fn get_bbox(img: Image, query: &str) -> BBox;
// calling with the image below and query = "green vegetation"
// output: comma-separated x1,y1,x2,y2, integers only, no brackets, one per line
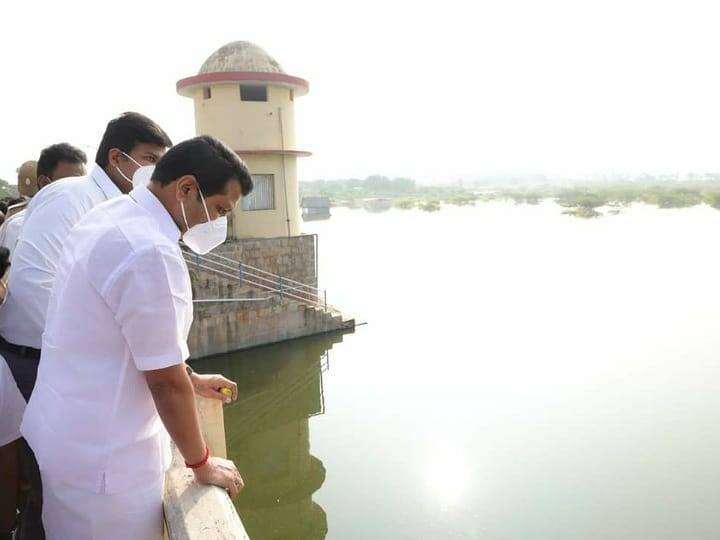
501,183,720,218
563,206,602,218
554,185,720,217
300,175,720,218
508,191,542,205
300,175,479,211
419,200,441,212
394,199,417,210
0,178,18,199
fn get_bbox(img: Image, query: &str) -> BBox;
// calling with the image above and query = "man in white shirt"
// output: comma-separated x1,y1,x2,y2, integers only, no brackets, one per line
0,143,88,258
0,112,172,540
0,112,173,400
22,135,252,539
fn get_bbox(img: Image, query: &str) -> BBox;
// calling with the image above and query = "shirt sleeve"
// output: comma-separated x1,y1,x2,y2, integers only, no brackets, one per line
14,188,88,281
101,245,191,371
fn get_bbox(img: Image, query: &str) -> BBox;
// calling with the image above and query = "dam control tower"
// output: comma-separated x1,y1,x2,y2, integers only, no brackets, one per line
177,41,310,239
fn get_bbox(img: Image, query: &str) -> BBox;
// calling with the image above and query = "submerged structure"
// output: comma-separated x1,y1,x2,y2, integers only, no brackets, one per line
301,196,331,221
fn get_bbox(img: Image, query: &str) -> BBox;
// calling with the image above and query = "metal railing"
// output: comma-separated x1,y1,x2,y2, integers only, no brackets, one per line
182,247,332,313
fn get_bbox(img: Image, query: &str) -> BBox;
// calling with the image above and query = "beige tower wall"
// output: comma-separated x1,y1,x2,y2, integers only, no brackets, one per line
230,153,300,239
188,83,302,239
191,85,297,151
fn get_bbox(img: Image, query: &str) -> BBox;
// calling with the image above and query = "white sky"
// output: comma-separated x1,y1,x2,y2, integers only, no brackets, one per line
1,0,720,183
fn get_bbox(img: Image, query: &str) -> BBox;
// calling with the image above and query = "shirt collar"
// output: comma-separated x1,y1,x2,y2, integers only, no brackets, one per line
90,164,123,201
130,184,181,242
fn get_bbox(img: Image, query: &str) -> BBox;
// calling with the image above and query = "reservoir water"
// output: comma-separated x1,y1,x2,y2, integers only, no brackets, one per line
193,202,720,539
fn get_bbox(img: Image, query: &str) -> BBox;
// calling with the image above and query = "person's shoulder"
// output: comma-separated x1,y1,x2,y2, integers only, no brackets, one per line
26,175,95,215
108,196,176,248
3,210,25,233
36,175,91,200
97,238,185,298
4,208,26,223
81,197,177,260
7,210,25,226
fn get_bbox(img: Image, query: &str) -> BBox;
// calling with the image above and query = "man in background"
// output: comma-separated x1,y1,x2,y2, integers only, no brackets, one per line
0,144,87,256
0,112,172,400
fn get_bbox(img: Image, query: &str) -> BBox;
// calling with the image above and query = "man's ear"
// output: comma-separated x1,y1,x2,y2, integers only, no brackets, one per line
107,148,123,169
175,175,198,201
36,175,51,189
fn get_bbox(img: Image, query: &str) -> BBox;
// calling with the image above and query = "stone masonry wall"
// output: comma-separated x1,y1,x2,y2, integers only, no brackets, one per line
217,234,317,290
188,295,342,359
187,234,347,358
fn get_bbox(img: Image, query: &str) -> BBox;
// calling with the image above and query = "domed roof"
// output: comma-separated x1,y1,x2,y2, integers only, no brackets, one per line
199,41,284,75
177,40,309,97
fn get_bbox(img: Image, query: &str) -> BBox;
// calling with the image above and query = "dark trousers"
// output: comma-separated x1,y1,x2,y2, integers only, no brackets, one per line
16,440,43,540
0,343,44,540
0,345,38,403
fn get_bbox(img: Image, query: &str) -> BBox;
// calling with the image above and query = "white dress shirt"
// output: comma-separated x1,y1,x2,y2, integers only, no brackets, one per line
0,355,25,446
0,165,122,348
0,209,26,257
21,184,193,493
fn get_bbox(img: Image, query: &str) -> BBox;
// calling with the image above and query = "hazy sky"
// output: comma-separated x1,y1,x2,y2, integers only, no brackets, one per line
2,0,720,183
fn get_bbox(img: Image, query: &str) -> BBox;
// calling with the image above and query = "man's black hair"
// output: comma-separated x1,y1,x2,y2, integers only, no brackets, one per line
37,143,87,178
152,135,253,197
95,112,173,167
0,202,8,215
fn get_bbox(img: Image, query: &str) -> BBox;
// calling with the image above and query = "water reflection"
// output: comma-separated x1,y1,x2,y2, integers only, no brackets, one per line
191,331,350,540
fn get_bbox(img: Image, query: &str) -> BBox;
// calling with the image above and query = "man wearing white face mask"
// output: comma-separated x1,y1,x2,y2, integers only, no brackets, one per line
21,135,253,539
0,112,173,403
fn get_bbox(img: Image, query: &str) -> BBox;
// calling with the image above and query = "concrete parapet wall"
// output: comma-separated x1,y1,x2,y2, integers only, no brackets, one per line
164,397,249,539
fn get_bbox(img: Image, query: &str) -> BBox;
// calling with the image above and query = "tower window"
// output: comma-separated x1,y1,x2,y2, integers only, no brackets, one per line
242,175,275,211
202,87,211,99
240,85,268,102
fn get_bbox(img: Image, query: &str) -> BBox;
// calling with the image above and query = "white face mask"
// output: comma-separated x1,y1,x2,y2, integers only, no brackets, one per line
115,152,150,188
180,186,227,255
132,165,155,187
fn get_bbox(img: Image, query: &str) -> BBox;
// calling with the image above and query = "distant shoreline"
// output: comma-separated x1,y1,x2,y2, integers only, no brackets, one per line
302,182,720,218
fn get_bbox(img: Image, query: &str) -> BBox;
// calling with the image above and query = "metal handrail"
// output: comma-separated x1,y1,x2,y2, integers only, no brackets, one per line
193,298,272,303
186,251,319,298
188,257,318,305
203,250,322,294
183,250,332,313
188,257,320,302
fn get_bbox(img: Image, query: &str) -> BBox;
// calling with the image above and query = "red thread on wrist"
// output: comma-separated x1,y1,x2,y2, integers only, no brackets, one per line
185,446,210,469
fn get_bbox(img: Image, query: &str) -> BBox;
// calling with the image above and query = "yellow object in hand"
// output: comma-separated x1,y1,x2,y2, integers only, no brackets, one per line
220,387,233,398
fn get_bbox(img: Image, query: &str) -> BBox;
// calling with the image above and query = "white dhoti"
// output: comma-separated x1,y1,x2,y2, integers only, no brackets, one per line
41,472,164,540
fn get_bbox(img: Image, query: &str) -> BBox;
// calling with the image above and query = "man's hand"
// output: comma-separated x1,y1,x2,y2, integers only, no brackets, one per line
193,456,244,497
189,372,238,403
